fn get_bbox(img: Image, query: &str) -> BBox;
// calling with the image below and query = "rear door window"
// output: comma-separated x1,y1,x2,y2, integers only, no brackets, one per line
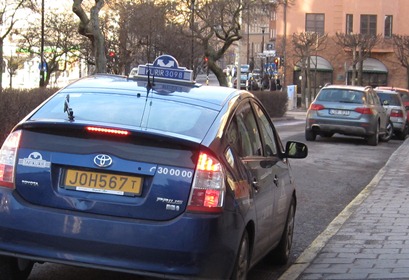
227,101,262,157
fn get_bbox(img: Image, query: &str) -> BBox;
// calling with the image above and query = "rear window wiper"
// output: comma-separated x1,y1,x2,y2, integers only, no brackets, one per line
64,94,75,121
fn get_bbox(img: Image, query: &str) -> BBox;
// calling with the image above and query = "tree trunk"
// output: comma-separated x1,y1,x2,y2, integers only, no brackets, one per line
0,39,3,93
406,66,409,89
73,0,107,74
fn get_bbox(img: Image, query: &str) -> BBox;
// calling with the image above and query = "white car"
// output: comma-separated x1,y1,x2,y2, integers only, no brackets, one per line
376,89,409,140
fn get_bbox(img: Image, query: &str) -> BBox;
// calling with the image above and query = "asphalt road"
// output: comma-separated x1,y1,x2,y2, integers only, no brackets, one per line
27,118,402,280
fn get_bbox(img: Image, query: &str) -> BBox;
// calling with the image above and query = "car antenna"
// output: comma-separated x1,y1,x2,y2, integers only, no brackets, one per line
146,65,155,97
63,94,74,121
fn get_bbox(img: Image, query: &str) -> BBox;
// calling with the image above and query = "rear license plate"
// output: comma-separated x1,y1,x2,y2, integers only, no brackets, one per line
329,109,350,116
63,169,142,196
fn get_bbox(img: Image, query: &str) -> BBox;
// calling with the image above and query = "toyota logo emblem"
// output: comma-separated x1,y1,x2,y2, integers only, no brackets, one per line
94,154,113,168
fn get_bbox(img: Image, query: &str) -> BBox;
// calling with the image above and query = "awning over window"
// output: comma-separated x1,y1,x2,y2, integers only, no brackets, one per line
348,58,388,73
295,56,333,71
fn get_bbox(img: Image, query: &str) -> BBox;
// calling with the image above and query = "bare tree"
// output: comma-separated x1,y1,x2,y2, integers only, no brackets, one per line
16,11,85,87
72,0,106,74
292,32,327,108
334,32,381,86
392,34,409,89
0,0,31,92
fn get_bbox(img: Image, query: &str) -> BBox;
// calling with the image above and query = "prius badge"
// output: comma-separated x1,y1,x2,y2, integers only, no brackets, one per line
94,154,113,168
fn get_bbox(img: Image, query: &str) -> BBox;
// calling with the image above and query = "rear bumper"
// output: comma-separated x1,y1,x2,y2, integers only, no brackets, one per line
306,118,375,137
0,190,242,279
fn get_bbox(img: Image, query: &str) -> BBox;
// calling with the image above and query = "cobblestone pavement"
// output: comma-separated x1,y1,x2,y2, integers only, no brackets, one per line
279,138,409,280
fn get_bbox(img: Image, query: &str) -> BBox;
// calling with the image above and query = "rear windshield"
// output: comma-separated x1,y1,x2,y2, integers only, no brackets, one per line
30,92,218,140
317,89,364,104
377,92,401,106
397,90,409,103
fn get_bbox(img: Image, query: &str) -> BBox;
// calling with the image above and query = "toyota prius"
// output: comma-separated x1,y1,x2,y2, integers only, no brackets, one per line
0,55,307,280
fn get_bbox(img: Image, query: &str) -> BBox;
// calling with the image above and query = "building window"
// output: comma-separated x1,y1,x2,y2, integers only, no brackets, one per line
360,15,377,36
306,13,325,35
346,14,353,34
384,15,393,38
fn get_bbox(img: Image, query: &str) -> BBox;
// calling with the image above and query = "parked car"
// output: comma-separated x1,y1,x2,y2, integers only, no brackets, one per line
305,84,390,145
375,86,409,122
376,86,409,108
233,72,249,89
0,54,308,280
375,88,409,140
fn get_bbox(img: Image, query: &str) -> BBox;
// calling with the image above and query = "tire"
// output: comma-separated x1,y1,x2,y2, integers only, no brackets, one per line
305,129,316,141
396,121,409,140
0,256,33,280
230,231,249,280
320,132,334,138
272,198,296,265
380,120,393,142
367,123,379,146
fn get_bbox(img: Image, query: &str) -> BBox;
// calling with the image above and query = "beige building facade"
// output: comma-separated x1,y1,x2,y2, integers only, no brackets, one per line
268,0,409,91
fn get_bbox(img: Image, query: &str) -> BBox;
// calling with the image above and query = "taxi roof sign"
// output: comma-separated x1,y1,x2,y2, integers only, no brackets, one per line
137,55,194,84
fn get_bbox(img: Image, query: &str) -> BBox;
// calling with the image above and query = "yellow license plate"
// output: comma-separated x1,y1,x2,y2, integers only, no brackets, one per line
64,169,142,196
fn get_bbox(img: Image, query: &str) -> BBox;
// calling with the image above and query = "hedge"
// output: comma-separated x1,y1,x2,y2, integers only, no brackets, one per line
0,88,288,145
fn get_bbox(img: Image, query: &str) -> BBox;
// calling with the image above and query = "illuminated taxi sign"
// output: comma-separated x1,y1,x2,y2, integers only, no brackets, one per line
137,54,193,83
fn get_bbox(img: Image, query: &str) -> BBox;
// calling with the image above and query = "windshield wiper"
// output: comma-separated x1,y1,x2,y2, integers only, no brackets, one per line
63,94,75,121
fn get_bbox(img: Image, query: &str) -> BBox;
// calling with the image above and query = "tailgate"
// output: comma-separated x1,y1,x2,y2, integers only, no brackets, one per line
14,130,197,221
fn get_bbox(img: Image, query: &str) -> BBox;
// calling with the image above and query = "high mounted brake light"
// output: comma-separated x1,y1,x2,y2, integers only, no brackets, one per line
0,130,21,188
86,126,130,136
187,152,225,213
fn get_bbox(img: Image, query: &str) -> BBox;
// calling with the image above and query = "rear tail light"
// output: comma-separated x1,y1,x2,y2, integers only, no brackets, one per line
0,130,21,188
355,107,373,115
390,109,404,118
309,104,325,111
187,152,225,213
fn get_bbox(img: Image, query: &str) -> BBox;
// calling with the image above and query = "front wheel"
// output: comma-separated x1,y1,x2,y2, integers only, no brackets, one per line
271,198,296,265
396,121,409,140
230,231,249,280
0,256,34,280
380,120,393,142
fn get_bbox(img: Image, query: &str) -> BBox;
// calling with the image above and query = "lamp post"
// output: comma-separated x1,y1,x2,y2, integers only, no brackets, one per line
190,0,195,71
39,0,45,87
260,26,266,76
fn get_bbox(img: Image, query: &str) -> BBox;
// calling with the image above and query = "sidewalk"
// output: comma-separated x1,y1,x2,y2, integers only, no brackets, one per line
280,138,409,280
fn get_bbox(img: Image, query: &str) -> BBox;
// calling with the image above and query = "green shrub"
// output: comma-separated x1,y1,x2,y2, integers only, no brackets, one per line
0,87,288,145
0,88,59,144
251,90,288,118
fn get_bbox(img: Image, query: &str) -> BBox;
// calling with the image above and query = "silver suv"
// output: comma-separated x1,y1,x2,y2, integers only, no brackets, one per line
305,85,390,146
375,89,409,140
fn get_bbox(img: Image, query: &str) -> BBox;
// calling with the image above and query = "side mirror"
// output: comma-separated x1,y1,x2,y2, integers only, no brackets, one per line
285,141,308,159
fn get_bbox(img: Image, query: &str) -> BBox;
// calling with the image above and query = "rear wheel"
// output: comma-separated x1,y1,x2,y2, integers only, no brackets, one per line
230,231,249,280
367,123,379,146
320,132,334,138
271,198,295,265
305,129,316,141
380,120,393,142
0,256,33,280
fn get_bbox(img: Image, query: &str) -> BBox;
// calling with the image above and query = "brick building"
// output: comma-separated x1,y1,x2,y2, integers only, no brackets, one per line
255,0,409,92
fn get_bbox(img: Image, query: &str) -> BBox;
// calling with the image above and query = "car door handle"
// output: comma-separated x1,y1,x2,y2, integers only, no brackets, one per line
252,178,259,192
273,175,279,187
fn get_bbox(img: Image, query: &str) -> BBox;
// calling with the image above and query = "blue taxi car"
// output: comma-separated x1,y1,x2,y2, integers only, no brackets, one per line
0,55,307,280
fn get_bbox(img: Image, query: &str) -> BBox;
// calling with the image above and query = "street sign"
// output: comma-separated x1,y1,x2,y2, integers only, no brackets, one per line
137,54,193,83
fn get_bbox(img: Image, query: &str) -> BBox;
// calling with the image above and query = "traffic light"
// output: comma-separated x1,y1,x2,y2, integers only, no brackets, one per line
274,57,280,68
204,56,209,66
108,51,116,58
